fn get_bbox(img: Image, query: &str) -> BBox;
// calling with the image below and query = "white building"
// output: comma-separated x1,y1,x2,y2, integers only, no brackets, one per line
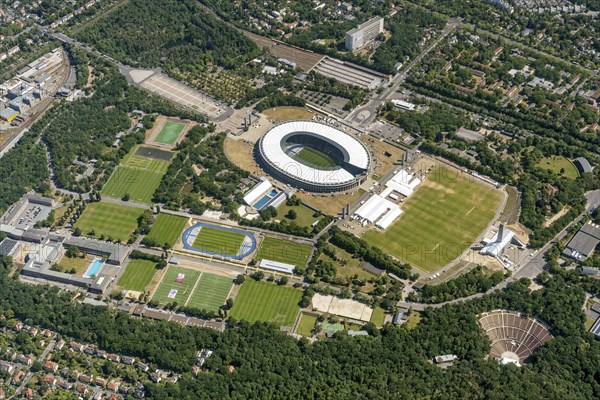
243,178,273,206
345,17,384,51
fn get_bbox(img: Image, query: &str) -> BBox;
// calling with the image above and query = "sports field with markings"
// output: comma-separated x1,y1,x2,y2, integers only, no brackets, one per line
152,266,201,305
144,213,187,248
187,273,233,311
255,237,312,268
229,280,302,326
101,146,172,204
116,259,157,292
156,122,185,144
74,202,143,242
363,167,501,273
192,227,246,257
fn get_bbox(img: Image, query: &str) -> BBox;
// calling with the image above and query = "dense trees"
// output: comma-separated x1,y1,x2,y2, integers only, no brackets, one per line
410,266,507,303
2,252,599,398
75,0,259,71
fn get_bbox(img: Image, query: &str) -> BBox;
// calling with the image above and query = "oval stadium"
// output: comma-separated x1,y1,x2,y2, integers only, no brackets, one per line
256,121,371,193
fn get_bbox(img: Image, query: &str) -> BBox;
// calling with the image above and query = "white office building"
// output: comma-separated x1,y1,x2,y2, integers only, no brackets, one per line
345,17,384,51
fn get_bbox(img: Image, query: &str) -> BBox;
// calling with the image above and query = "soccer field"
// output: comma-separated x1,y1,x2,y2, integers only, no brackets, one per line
152,266,201,305
117,259,157,292
192,227,246,257
362,167,501,273
295,146,337,168
156,122,185,144
101,146,171,204
229,280,302,326
256,237,312,267
187,273,233,312
144,213,187,248
74,202,143,242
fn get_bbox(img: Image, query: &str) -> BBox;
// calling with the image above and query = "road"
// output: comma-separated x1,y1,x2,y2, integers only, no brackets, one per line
345,19,460,129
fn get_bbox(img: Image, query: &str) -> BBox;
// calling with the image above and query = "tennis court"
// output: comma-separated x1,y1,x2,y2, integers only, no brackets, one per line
152,266,201,305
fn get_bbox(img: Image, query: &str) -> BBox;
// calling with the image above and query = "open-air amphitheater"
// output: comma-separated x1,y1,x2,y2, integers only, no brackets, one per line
478,310,553,365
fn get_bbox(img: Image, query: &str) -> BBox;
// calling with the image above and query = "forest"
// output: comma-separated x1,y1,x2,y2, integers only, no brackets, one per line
1,255,600,399
74,0,260,71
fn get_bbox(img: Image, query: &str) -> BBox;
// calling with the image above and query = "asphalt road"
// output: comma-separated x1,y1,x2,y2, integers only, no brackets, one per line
345,19,460,129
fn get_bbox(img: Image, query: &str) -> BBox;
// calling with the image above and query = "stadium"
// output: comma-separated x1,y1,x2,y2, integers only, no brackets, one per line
256,121,371,193
478,310,553,366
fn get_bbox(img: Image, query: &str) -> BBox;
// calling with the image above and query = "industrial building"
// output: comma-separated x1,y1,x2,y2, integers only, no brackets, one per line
0,107,19,122
562,221,600,263
345,16,384,51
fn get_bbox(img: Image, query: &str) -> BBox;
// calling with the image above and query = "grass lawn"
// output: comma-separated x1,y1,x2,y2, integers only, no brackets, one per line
152,266,201,305
229,280,302,326
294,146,337,168
262,106,312,122
405,311,422,330
277,203,322,228
187,273,233,311
101,146,171,204
536,156,579,179
256,237,312,268
117,259,157,292
74,202,143,242
58,255,93,275
156,122,185,144
296,313,318,336
192,227,246,256
370,307,386,327
144,213,187,248
363,167,501,273
319,244,374,281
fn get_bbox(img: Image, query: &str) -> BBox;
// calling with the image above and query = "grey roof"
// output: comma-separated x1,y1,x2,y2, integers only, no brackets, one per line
64,237,129,265
573,157,593,174
563,222,600,261
0,238,19,256
21,228,48,243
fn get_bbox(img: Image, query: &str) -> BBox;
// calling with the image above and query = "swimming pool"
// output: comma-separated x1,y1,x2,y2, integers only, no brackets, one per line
252,189,279,210
83,258,104,278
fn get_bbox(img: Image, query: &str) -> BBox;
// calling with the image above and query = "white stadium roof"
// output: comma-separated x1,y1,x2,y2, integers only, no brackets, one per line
259,121,370,186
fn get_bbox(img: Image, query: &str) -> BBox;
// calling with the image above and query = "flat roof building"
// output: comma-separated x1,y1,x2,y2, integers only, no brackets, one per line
345,17,384,51
563,221,600,263
258,259,296,274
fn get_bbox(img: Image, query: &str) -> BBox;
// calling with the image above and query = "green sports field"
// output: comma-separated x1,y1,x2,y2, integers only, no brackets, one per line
294,146,337,168
192,227,246,257
229,280,302,326
101,146,171,204
256,237,312,268
144,213,187,248
187,273,233,311
156,122,185,144
117,259,157,292
74,202,143,242
152,266,201,305
363,167,501,273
